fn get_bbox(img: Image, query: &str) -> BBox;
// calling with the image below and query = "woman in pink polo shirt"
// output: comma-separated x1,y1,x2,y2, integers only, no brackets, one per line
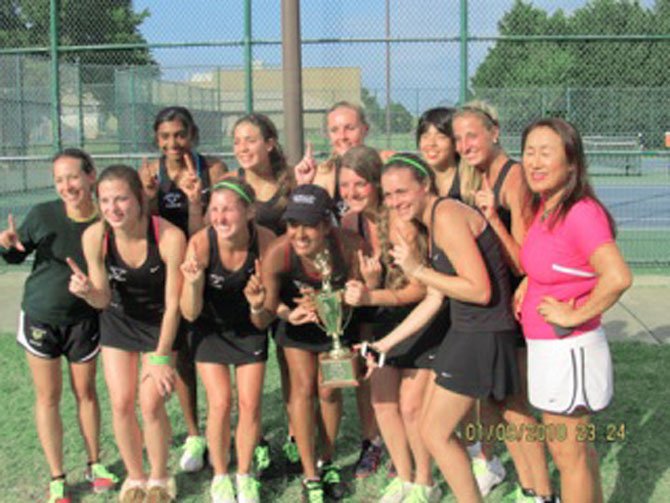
518,117,632,503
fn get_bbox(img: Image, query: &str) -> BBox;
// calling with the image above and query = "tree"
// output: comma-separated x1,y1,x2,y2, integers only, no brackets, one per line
361,87,414,134
0,1,156,113
470,0,670,145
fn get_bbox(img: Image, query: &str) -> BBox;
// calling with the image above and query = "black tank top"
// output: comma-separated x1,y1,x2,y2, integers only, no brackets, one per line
105,217,165,325
278,231,352,342
492,159,523,290
429,198,516,332
333,164,348,220
446,167,461,200
278,232,349,309
200,225,263,334
158,152,211,236
491,159,516,233
237,168,286,235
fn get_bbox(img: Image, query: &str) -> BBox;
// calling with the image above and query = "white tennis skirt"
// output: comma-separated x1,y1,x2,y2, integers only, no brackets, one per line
526,327,613,415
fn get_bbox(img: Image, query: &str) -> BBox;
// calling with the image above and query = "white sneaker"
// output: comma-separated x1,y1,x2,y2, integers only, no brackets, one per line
471,456,506,496
378,477,412,503
179,435,207,472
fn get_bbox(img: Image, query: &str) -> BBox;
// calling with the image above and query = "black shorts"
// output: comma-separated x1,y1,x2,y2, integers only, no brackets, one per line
192,320,269,365
371,301,449,369
433,328,521,401
275,321,354,354
172,320,192,352
17,310,100,363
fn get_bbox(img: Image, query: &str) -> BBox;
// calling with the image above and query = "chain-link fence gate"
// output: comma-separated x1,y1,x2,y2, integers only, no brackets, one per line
0,0,668,265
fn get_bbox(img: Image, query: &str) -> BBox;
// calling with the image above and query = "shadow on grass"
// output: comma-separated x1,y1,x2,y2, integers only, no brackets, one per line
515,338,670,503
596,339,670,503
3,336,667,502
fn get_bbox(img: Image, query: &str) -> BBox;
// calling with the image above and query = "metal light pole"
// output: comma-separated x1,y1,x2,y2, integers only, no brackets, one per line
281,0,305,166
244,0,254,113
459,0,469,104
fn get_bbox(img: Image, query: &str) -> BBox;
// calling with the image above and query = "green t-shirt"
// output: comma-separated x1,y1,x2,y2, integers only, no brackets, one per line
1,200,98,325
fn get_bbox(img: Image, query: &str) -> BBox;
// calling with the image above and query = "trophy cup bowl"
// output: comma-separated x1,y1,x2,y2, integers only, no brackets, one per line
314,289,360,388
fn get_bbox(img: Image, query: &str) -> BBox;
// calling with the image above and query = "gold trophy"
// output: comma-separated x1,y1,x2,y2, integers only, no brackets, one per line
313,249,359,388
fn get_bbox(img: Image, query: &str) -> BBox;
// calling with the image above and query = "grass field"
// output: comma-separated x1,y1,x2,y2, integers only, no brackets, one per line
0,336,668,503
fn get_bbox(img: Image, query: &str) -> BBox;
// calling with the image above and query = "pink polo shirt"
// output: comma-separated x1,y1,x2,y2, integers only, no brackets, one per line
520,198,614,340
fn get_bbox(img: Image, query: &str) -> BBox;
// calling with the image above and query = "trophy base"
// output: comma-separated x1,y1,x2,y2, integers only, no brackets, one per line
319,349,360,388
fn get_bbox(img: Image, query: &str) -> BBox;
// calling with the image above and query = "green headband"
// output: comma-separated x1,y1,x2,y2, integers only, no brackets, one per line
386,155,430,178
211,181,253,204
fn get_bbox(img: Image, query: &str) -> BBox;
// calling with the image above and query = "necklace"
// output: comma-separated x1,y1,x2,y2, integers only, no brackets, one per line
541,201,560,222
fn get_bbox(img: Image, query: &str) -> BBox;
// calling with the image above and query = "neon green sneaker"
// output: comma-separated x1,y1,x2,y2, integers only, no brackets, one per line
236,474,261,503
502,484,537,502
210,475,236,503
379,477,412,503
85,463,119,493
47,479,71,503
282,436,300,465
179,435,207,472
404,483,443,503
253,439,271,475
320,462,345,500
301,479,324,503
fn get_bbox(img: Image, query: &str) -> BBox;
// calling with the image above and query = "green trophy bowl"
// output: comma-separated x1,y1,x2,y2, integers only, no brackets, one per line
315,290,360,388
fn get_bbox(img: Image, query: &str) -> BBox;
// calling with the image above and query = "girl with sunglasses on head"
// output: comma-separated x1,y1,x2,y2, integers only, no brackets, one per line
453,101,555,501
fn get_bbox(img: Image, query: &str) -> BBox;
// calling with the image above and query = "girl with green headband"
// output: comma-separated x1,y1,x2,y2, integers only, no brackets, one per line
340,147,448,501
231,113,300,475
180,177,277,503
370,153,535,502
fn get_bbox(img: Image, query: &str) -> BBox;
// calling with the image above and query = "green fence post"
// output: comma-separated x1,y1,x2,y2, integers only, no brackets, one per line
130,68,138,152
566,87,572,122
459,0,468,104
77,58,85,147
244,0,254,113
15,54,26,156
50,0,62,152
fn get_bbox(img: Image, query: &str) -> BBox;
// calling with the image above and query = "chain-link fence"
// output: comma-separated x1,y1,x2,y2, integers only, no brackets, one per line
0,0,668,265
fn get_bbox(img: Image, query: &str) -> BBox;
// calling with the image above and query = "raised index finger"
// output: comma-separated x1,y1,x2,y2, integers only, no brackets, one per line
7,213,16,232
305,141,313,160
481,175,492,191
66,257,86,278
254,258,262,281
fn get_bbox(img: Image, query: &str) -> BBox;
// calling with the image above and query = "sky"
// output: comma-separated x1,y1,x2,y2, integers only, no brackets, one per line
132,0,658,111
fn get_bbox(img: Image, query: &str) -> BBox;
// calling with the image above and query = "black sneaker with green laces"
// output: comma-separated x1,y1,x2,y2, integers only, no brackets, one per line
302,479,324,503
320,462,346,500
